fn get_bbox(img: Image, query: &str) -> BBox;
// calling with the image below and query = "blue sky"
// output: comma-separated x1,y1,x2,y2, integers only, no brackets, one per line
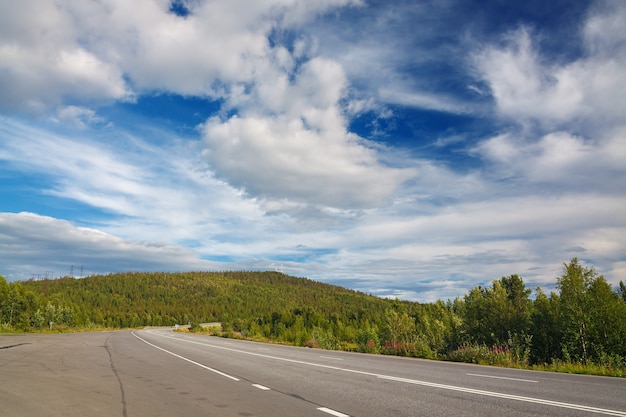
1,0,625,301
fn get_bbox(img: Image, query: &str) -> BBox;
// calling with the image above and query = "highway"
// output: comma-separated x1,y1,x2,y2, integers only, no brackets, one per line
1,329,626,416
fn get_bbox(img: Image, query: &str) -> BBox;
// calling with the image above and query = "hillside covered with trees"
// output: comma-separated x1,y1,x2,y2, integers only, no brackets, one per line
2,258,626,375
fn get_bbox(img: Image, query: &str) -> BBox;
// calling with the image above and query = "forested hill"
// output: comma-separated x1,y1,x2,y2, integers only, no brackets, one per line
14,271,393,331
2,259,626,375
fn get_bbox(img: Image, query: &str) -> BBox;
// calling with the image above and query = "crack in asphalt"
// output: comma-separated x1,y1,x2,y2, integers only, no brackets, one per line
105,335,128,417
0,342,30,349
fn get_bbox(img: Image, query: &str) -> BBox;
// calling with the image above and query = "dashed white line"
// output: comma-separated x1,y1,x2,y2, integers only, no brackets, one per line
467,373,538,383
317,406,350,417
252,384,271,390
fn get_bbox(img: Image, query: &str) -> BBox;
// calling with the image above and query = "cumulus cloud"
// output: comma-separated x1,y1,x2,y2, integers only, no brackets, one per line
0,0,363,112
194,41,416,208
203,115,410,208
201,56,414,208
0,2,131,113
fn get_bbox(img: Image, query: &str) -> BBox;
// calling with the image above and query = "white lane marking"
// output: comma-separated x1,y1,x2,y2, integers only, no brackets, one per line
131,332,240,381
320,356,344,361
252,384,271,391
144,330,626,416
378,375,626,416
466,373,538,383
317,407,350,417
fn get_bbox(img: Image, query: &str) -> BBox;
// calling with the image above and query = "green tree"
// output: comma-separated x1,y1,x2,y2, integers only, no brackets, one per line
530,288,561,364
557,258,597,363
1,281,29,328
381,308,416,355
461,276,532,347
587,276,626,360
618,281,626,302
461,286,489,344
356,322,380,353
0,275,11,326
501,274,532,336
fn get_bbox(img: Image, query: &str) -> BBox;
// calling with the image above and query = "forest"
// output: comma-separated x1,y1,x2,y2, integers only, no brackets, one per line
2,258,626,376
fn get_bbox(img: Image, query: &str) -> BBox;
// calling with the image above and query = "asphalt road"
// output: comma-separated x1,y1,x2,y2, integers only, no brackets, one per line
1,329,625,417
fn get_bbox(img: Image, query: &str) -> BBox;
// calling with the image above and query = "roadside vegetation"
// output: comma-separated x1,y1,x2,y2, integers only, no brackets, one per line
2,258,625,377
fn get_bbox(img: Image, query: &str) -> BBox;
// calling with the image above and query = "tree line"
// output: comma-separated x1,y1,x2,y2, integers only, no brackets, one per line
1,258,625,374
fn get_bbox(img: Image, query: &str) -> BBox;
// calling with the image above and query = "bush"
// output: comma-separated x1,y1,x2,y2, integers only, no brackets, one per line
312,329,340,350
189,322,203,332
447,342,517,366
356,327,380,353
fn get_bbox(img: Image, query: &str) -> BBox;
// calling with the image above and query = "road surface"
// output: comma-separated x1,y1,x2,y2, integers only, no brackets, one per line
1,329,625,416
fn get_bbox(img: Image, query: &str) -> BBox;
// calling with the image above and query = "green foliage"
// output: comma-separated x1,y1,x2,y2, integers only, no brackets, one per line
356,323,380,353
461,276,532,347
618,281,626,302
2,262,625,377
530,288,561,364
557,258,595,363
531,357,626,378
447,331,531,367
450,261,626,374
447,342,514,366
189,322,203,332
555,258,626,365
312,328,340,350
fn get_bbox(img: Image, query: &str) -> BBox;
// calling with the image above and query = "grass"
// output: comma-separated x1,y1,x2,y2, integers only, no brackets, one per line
530,361,626,377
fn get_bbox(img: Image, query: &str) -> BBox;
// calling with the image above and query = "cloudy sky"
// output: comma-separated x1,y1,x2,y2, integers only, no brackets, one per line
1,0,625,302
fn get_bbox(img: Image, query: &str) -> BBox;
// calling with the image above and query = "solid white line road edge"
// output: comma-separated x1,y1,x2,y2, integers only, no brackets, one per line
131,331,240,381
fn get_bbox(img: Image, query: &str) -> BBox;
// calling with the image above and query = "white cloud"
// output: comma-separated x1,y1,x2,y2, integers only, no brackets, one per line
202,114,413,208
474,129,626,193
55,106,104,129
201,55,415,209
473,4,626,130
378,88,473,114
0,0,363,112
0,1,131,113
0,212,216,280
300,190,626,300
473,27,583,123
470,2,626,205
